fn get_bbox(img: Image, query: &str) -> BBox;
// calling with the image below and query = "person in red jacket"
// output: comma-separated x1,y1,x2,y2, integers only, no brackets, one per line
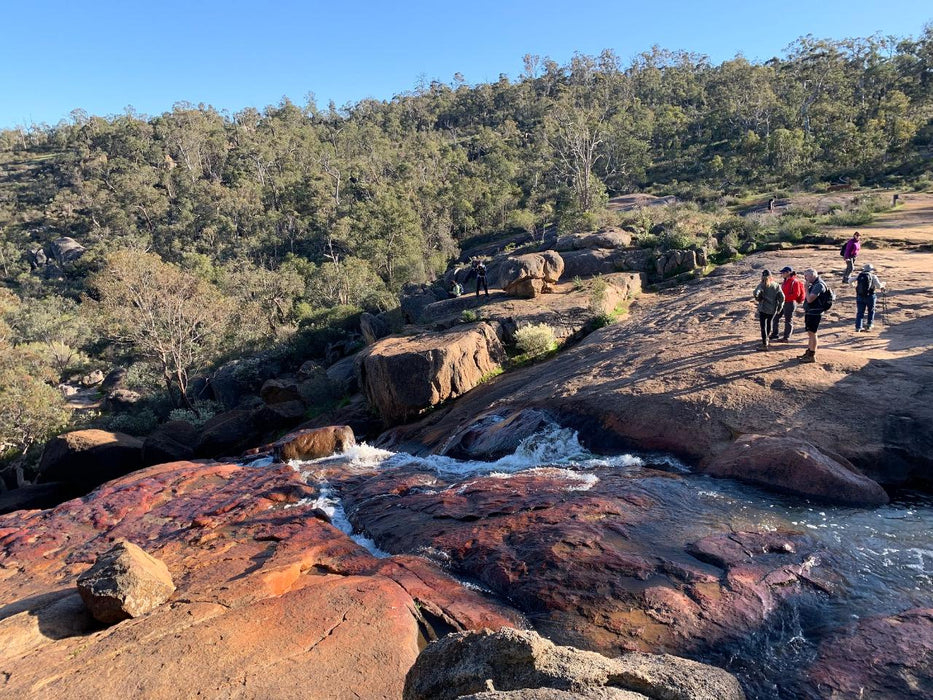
773,266,807,342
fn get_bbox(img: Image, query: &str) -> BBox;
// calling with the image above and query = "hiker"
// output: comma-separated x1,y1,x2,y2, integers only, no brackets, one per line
841,231,861,284
799,268,828,364
892,193,899,207
753,269,785,351
448,279,463,298
775,266,806,342
768,197,776,213
854,263,885,332
474,260,489,297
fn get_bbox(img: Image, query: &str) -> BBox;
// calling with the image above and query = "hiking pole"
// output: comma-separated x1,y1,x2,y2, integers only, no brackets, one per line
880,288,888,327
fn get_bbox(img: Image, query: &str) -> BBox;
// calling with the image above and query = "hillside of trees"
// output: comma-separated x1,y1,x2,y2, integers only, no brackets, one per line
1,28,932,468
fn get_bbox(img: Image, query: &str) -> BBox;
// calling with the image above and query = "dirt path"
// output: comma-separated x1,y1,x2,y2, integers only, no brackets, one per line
813,192,933,245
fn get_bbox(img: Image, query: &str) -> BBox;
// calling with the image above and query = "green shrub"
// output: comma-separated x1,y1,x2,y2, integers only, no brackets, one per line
514,323,557,357
101,408,159,436
588,277,609,315
167,400,224,429
460,309,479,323
777,217,821,242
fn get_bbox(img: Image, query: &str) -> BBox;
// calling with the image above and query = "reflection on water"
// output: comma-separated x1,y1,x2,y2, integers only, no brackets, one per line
286,426,933,699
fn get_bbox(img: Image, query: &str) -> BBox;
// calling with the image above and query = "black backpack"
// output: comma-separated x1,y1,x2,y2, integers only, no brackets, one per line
855,271,873,297
840,242,848,257
817,284,836,310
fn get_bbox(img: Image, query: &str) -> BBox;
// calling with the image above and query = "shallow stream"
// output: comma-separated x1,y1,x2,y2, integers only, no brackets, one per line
282,427,932,699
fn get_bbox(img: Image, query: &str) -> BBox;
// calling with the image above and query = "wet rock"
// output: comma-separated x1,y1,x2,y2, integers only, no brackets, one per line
700,434,889,506
403,628,744,700
275,425,356,461
77,541,175,624
440,409,558,460
806,608,933,699
499,252,564,298
0,461,520,698
358,323,506,424
38,429,143,494
142,420,198,466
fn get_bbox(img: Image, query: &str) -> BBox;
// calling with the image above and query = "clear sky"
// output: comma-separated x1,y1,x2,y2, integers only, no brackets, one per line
1,0,930,129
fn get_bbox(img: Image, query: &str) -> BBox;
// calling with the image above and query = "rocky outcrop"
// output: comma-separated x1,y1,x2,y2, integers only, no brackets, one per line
194,409,261,457
805,608,933,699
358,323,506,424
401,283,443,324
210,355,283,410
439,409,557,460
361,311,391,344
404,628,744,700
655,249,705,278
499,252,564,298
260,377,302,405
274,425,356,461
555,229,633,252
0,460,521,699
104,388,141,412
37,430,143,494
700,435,889,506
77,541,175,624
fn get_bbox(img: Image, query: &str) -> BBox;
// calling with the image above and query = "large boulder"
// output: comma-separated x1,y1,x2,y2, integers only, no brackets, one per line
274,426,356,461
77,541,175,624
195,409,261,458
260,378,302,406
360,312,391,345
499,252,564,298
440,409,558,460
700,434,889,506
555,229,633,252
142,421,198,466
325,354,359,395
50,236,86,265
401,283,443,324
403,628,744,700
38,430,143,494
358,323,506,424
104,389,142,412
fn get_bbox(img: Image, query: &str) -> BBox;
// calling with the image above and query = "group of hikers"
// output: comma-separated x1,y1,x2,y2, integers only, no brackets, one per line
448,259,489,298
753,231,885,363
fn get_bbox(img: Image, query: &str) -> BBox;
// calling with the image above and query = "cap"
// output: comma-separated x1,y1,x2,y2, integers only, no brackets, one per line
862,263,875,272
761,269,771,277
780,266,793,273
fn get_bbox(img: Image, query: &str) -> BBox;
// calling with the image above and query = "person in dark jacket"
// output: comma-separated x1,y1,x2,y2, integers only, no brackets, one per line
474,261,489,297
753,269,785,351
799,268,827,363
854,263,885,332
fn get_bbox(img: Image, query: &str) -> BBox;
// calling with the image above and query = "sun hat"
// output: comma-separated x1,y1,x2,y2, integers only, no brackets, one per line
862,263,875,272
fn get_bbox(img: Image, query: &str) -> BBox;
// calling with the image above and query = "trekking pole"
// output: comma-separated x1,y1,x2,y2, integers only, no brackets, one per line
880,288,887,327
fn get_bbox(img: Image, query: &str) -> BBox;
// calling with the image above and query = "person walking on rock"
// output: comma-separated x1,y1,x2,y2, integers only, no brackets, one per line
841,231,861,284
854,263,885,332
775,266,806,342
800,268,827,363
753,269,784,351
474,261,489,297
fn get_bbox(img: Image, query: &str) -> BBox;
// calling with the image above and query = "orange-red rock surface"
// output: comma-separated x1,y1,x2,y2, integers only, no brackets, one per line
0,460,521,699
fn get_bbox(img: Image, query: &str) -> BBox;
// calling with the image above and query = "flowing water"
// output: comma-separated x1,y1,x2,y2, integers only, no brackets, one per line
284,426,933,699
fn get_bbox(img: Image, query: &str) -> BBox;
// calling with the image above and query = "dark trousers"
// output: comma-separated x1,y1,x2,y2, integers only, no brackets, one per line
778,301,797,339
855,294,876,329
759,312,778,344
475,277,488,296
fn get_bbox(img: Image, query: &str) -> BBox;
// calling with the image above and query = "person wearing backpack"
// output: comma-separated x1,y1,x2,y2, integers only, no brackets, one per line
854,263,885,332
753,269,785,351
775,266,806,342
841,231,861,284
799,268,832,364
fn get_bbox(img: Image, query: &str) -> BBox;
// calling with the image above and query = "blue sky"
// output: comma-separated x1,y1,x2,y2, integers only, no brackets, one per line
1,1,930,129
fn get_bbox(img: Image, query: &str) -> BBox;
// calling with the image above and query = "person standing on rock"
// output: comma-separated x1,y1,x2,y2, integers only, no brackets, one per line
799,268,827,363
774,266,806,342
753,269,784,351
854,263,885,332
475,261,489,297
841,231,861,284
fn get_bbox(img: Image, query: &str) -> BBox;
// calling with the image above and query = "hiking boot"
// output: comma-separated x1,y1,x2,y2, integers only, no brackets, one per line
756,343,769,351
797,349,814,361
799,352,816,363
866,324,873,331
855,327,864,332
778,337,790,342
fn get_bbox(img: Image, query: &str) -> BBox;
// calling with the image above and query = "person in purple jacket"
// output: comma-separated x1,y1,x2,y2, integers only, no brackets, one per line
842,231,861,284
